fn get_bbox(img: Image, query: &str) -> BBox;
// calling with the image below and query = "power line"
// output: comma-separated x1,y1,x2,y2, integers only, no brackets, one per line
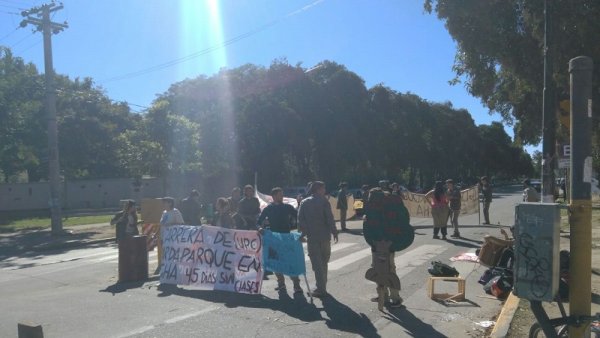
100,0,325,84
0,26,19,43
9,30,35,48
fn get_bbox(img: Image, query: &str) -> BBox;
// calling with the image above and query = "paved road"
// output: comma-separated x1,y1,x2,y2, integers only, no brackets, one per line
0,185,523,338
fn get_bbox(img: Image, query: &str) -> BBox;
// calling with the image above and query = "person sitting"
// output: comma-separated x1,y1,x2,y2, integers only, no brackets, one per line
523,179,540,202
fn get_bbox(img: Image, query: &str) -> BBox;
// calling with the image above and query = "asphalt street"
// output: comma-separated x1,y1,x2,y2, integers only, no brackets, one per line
0,185,523,338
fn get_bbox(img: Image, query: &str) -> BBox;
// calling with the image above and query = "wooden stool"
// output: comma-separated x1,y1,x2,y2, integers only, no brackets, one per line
427,276,466,302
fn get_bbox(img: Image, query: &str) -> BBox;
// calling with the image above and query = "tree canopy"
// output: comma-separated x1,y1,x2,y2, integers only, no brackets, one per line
0,47,533,195
424,0,600,172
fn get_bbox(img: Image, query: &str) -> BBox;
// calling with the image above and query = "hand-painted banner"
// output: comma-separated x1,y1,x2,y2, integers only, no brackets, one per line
328,195,356,221
262,230,305,277
159,225,263,294
401,185,479,218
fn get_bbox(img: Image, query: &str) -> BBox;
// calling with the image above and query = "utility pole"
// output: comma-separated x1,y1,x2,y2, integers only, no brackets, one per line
568,56,593,338
20,2,68,235
541,0,557,203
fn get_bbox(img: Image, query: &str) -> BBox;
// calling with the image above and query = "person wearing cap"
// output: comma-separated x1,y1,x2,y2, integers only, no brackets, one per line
298,181,338,298
110,199,139,242
480,176,493,224
446,179,462,238
159,197,184,226
336,182,349,231
523,179,540,202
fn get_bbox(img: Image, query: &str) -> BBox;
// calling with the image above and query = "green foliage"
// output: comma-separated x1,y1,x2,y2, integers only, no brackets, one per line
424,0,600,174
0,45,533,192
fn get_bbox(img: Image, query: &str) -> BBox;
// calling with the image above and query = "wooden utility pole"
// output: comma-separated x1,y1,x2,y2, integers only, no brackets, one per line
20,2,68,235
541,0,557,203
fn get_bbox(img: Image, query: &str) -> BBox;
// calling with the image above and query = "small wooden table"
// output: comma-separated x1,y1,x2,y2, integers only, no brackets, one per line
427,276,466,302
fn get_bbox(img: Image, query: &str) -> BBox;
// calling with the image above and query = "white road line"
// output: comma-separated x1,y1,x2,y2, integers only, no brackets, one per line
114,325,155,338
164,306,219,324
328,247,372,271
304,242,356,262
115,306,219,338
395,244,445,278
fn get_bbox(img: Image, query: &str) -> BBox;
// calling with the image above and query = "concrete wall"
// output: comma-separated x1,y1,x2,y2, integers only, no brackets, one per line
0,177,164,211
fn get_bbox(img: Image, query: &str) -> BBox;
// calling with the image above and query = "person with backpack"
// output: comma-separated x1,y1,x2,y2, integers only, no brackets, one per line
522,178,541,202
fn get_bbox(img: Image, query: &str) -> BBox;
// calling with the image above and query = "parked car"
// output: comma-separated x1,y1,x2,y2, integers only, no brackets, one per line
283,186,307,198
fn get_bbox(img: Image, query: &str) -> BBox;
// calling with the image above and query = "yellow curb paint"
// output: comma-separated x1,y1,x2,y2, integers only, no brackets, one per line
490,292,521,338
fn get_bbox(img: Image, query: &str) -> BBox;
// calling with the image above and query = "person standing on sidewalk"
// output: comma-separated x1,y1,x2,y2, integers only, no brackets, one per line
238,185,260,229
336,182,349,231
480,176,493,224
425,181,450,240
257,187,302,294
298,181,338,298
446,179,462,238
110,200,139,242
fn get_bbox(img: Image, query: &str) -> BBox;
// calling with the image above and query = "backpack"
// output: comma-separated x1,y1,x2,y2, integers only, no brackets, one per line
427,261,459,277
484,275,513,299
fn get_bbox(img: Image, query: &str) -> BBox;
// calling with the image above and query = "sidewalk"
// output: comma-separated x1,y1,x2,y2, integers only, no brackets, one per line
0,222,116,259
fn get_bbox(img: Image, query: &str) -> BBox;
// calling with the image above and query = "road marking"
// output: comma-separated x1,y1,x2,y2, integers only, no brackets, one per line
115,306,219,337
328,247,372,271
304,242,356,262
395,244,445,278
164,306,219,324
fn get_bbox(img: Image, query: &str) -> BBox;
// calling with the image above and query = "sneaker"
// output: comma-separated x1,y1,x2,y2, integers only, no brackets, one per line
433,235,440,239
370,296,380,302
275,285,286,291
450,232,460,238
388,298,403,308
307,290,327,298
442,235,447,240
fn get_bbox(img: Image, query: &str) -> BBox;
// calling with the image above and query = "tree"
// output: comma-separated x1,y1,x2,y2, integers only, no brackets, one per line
424,0,600,173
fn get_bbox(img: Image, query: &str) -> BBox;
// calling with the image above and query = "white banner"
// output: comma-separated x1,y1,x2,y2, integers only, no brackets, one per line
401,185,479,218
159,225,263,294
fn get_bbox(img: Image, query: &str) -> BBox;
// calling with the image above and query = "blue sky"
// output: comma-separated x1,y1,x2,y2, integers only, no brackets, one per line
0,0,539,153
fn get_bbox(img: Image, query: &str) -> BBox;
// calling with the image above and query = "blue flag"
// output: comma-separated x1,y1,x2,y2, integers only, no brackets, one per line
262,230,306,276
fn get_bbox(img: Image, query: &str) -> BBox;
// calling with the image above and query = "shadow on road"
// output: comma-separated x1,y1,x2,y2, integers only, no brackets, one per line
383,306,446,337
320,295,380,338
154,286,323,324
100,280,148,295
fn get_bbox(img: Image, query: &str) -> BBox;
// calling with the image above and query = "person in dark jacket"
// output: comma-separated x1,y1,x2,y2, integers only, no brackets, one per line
480,176,493,224
336,182,349,231
179,190,202,225
257,187,301,293
227,187,241,213
238,185,260,229
110,200,138,242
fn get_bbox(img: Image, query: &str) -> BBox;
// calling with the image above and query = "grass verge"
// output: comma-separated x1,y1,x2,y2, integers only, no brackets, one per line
0,215,113,233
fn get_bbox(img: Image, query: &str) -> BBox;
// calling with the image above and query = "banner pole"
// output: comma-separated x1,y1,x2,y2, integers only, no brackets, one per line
303,274,313,303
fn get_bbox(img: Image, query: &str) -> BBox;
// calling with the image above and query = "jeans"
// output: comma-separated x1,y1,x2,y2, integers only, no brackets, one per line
307,239,331,293
339,209,347,229
449,208,460,233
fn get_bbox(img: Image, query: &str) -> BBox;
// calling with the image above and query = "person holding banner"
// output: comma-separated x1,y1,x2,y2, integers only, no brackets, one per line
159,197,184,226
257,187,302,293
298,181,338,298
425,181,450,240
238,185,260,229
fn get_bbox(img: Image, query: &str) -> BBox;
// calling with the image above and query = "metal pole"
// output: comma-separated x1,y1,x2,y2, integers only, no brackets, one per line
541,0,556,203
568,55,593,338
41,6,63,235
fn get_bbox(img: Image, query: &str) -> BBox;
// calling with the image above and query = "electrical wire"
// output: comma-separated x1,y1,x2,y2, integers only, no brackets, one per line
100,0,325,84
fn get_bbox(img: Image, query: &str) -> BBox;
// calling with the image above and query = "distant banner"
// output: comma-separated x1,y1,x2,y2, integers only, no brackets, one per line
256,190,298,210
401,185,479,218
262,230,305,277
159,225,263,294
328,195,356,221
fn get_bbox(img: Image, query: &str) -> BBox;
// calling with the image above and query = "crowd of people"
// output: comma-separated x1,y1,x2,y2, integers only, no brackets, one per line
114,176,543,302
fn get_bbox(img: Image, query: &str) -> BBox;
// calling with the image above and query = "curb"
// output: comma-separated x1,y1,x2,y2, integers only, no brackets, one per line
29,237,116,252
490,291,520,338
